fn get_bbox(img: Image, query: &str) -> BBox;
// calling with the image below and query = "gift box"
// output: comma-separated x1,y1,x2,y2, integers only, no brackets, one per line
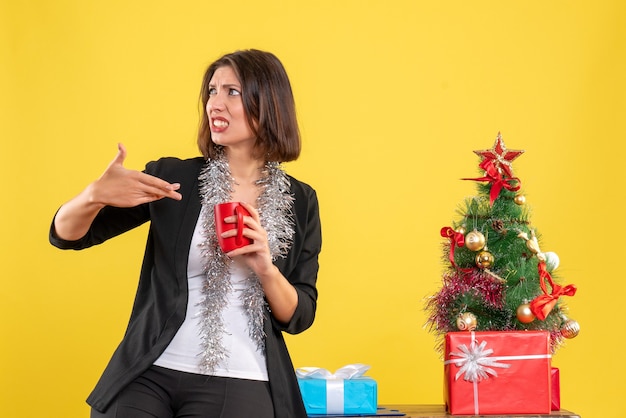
551,367,561,411
296,364,377,415
444,331,552,415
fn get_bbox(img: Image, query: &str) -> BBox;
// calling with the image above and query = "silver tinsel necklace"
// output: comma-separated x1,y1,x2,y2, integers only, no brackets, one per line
197,149,295,373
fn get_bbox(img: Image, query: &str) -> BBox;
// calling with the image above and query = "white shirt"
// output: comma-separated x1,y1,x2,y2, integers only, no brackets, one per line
154,216,268,380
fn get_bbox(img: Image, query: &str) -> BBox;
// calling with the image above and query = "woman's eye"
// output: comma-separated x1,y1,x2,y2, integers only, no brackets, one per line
229,88,241,96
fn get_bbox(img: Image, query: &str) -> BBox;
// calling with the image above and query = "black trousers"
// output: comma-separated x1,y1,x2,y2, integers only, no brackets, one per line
91,365,275,418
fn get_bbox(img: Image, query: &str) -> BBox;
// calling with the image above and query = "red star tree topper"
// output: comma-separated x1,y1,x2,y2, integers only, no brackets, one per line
473,132,524,177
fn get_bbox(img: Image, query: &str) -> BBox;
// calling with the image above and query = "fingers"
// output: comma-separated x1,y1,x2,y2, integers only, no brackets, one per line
221,212,267,243
117,143,182,201
105,143,127,170
94,143,183,206
222,211,273,271
116,143,127,163
240,202,260,221
222,203,259,226
136,171,182,201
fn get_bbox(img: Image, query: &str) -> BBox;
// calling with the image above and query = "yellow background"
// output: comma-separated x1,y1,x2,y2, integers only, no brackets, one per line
2,1,624,417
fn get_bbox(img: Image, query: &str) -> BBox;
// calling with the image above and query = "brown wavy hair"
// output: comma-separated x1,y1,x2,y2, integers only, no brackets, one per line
197,49,301,162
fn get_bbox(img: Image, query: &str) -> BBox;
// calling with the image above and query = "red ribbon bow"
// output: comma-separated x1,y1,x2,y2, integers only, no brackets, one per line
529,261,577,321
441,226,465,268
463,159,521,206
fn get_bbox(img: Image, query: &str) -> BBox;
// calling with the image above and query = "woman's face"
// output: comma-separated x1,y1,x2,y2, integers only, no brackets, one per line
206,66,256,151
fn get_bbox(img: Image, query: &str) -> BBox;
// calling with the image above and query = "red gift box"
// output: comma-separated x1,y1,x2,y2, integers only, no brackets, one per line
444,331,552,415
551,367,561,410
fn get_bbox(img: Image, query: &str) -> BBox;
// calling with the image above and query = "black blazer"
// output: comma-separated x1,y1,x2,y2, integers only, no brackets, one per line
50,157,322,417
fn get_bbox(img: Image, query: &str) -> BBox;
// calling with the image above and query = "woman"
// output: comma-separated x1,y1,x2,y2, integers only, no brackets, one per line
50,49,322,418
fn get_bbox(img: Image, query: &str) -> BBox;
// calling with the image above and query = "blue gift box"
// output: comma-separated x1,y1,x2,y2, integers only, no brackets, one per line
297,376,378,415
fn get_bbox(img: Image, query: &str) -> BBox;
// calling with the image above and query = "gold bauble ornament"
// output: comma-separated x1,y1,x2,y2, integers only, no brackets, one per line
455,226,467,235
561,319,580,339
456,312,477,331
514,195,526,205
517,230,541,255
516,303,536,324
526,240,540,255
475,250,494,269
465,230,486,251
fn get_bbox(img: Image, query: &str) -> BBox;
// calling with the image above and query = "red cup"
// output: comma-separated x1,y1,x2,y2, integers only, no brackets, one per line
214,202,252,253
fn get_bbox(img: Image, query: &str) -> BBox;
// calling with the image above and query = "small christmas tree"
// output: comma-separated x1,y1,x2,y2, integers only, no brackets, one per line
426,133,579,353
